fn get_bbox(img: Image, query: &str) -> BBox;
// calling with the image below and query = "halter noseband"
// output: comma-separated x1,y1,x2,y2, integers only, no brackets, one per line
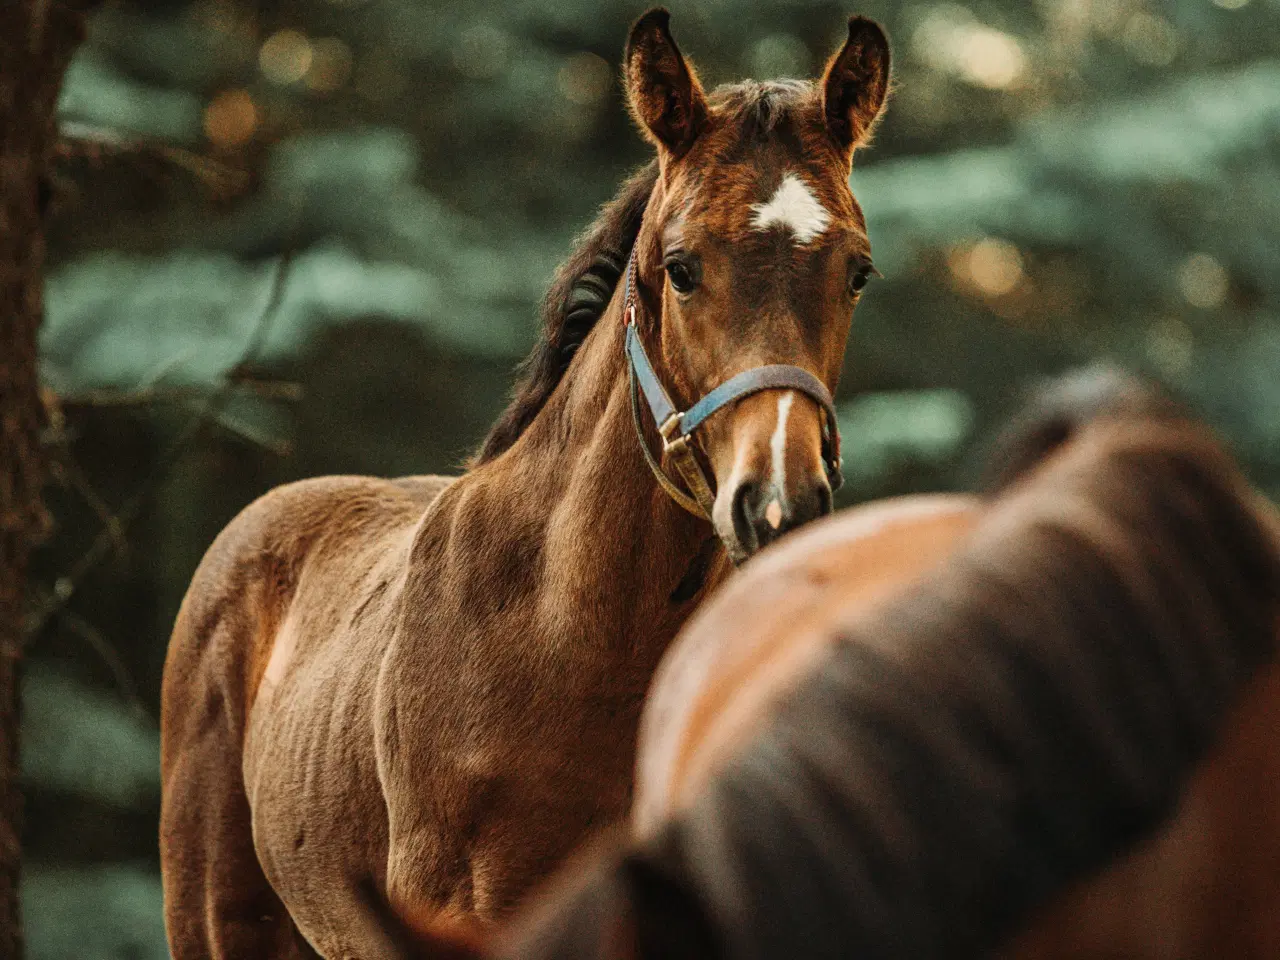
623,248,844,521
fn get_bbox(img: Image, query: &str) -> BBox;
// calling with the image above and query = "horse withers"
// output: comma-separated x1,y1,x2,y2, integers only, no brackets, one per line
159,10,892,958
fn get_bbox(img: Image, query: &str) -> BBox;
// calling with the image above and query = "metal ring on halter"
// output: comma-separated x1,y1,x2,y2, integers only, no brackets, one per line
628,358,710,519
622,247,844,521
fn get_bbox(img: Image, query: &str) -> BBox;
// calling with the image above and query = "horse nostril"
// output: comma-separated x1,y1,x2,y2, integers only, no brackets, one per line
788,480,831,530
731,481,759,555
726,477,830,559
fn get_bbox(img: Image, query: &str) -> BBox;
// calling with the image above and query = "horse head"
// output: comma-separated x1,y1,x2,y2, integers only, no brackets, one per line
623,9,891,561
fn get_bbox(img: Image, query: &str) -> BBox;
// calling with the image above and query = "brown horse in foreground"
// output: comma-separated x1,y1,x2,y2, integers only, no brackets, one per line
396,372,1280,958
628,373,1280,960
159,10,892,958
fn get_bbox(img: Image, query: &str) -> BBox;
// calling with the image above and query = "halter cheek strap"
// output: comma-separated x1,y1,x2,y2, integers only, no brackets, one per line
623,250,844,521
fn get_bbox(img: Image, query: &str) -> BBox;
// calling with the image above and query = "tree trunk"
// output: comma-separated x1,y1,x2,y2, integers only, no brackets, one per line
0,3,96,955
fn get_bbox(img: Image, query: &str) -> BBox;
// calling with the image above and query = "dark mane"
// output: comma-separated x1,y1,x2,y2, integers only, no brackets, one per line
664,412,1280,960
979,365,1187,495
474,161,659,464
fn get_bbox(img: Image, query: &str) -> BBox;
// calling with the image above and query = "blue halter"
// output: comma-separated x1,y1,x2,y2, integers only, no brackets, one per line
623,248,844,520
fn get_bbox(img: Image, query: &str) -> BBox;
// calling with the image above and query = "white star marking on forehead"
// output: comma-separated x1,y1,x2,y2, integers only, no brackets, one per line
749,173,831,246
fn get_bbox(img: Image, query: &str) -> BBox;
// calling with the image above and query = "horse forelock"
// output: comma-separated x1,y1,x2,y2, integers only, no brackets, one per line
708,79,813,143
686,80,857,243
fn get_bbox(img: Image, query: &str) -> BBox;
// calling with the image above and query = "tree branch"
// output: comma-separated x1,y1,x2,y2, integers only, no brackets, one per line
27,252,295,640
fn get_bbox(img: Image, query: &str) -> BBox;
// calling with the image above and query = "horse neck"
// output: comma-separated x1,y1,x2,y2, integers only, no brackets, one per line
461,293,723,657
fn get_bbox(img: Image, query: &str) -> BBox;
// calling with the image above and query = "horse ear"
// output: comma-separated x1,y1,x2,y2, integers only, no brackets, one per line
624,8,708,157
821,16,891,160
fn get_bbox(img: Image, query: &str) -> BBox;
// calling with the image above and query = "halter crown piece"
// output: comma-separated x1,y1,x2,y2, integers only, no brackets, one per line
623,247,844,521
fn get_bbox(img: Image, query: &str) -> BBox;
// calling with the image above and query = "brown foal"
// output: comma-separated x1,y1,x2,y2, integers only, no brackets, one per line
159,10,891,958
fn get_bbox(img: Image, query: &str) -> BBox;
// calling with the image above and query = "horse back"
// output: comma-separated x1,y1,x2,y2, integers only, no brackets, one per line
633,493,979,835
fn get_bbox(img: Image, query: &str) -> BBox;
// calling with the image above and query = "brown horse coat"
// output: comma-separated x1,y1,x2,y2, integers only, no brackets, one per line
159,10,893,958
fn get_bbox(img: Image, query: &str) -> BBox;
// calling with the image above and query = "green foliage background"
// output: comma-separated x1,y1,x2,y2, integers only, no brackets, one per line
25,0,1280,955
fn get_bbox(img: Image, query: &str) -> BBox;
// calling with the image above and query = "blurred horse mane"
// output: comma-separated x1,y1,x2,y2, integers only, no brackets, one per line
477,372,1280,960
474,161,659,463
706,417,1277,958
978,364,1188,494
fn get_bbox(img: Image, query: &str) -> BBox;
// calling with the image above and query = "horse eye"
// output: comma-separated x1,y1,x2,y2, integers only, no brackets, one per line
665,256,700,294
848,261,878,296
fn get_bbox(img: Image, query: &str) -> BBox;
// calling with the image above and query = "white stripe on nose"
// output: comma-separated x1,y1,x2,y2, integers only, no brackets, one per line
770,391,795,499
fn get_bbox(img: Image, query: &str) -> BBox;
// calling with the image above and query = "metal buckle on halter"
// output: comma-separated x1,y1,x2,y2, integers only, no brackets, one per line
658,413,684,448
660,413,698,462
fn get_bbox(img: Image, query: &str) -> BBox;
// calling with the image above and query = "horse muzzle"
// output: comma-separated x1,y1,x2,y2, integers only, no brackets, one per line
726,473,833,560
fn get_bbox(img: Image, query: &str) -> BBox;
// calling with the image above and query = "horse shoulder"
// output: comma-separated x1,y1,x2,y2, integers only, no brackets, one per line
161,472,464,953
634,493,978,835
164,474,454,762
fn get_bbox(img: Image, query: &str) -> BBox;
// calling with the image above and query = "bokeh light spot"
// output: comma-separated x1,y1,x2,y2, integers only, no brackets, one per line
260,29,314,86
203,89,257,148
1212,0,1250,9
951,238,1024,296
1177,253,1229,308
558,53,612,107
1147,318,1194,376
307,38,354,93
913,7,1027,90
957,27,1027,89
